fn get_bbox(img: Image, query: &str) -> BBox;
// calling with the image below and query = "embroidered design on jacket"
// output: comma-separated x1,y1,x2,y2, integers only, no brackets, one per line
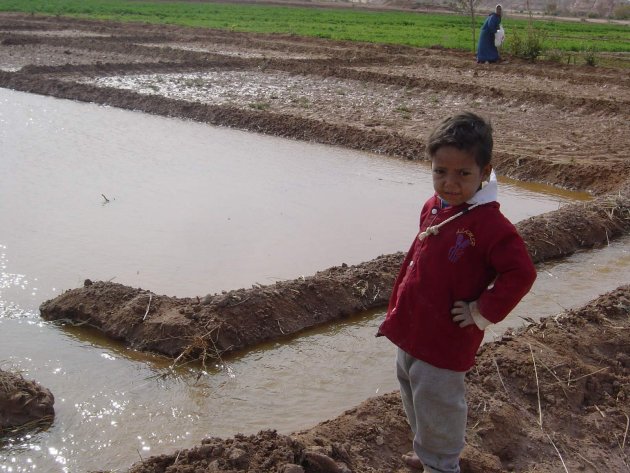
448,229,475,263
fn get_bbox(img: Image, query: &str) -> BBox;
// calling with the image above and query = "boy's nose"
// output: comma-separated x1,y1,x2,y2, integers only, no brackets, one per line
444,174,458,189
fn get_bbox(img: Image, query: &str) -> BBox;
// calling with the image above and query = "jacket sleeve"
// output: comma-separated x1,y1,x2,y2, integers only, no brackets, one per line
476,228,537,324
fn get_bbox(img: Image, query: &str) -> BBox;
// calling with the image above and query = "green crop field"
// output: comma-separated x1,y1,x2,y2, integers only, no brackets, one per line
0,0,628,53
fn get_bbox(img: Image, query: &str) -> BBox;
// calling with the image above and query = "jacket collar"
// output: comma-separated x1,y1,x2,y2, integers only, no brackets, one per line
466,169,498,205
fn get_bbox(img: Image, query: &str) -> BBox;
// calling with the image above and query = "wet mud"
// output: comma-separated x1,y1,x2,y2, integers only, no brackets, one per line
1,12,629,472
0,369,55,436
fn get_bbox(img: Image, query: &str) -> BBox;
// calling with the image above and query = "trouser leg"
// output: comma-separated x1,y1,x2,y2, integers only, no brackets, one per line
396,348,466,473
396,348,417,437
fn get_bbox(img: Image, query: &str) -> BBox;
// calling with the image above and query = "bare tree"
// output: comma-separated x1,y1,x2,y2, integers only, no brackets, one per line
457,0,482,52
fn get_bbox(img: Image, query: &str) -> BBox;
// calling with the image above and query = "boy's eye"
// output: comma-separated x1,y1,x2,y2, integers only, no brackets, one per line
433,169,445,174
460,171,472,176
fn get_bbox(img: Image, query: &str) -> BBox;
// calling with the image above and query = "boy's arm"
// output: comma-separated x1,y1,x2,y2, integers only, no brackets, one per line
470,300,492,329
476,230,537,325
453,229,536,329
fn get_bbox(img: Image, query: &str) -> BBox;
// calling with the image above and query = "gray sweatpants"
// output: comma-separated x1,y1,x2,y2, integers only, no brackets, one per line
396,348,467,473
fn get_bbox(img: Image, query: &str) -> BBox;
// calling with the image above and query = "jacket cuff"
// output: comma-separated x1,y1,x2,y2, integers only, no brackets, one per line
470,301,492,330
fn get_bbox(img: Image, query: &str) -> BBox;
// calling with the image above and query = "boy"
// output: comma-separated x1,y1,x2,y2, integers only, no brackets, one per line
377,112,536,473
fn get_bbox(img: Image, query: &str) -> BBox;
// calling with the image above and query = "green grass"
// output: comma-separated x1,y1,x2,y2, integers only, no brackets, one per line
0,0,628,53
506,18,630,52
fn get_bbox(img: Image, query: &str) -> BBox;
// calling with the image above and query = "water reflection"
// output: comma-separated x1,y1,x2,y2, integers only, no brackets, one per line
0,244,41,319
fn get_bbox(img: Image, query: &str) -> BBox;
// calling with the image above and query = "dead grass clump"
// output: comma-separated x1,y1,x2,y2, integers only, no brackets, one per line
0,368,25,396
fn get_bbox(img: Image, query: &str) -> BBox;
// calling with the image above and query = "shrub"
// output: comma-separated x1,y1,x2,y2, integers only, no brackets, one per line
583,45,598,66
508,25,546,60
545,48,564,62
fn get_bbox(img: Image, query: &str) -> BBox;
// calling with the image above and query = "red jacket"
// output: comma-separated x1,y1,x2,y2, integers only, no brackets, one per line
378,195,536,371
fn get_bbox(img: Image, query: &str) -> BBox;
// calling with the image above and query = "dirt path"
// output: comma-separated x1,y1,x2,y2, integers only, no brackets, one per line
1,12,629,473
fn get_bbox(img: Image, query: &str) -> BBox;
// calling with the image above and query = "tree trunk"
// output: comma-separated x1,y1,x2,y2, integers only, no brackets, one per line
470,0,476,52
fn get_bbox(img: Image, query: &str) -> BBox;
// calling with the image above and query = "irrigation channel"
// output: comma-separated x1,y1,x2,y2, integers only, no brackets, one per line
2,89,629,473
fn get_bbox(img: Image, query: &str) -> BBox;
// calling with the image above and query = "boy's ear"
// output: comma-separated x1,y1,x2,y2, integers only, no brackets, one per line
482,164,493,181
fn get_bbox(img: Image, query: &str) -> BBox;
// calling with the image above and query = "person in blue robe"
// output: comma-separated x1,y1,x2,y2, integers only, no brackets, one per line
477,4,502,63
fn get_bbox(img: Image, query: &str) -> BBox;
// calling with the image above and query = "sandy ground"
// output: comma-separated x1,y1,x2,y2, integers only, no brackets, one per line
1,12,629,472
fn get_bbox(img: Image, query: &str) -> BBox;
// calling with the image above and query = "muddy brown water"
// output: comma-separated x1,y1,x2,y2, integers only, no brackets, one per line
2,88,628,473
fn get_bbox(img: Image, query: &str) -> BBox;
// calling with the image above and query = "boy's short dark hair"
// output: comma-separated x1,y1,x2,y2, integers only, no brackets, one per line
426,112,493,168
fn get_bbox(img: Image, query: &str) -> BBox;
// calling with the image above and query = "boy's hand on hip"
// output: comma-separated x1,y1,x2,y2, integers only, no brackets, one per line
451,301,474,327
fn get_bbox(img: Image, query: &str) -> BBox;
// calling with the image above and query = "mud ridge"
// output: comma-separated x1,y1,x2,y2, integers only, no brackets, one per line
2,35,261,68
16,60,250,76
493,153,630,194
303,66,629,115
39,253,402,358
0,369,55,436
2,32,390,65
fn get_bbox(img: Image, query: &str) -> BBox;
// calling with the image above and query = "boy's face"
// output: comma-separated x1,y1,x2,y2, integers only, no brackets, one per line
431,146,492,207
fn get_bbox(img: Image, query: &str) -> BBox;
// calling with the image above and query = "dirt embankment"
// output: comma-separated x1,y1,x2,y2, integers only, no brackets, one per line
0,369,55,436
1,13,630,472
116,285,630,473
